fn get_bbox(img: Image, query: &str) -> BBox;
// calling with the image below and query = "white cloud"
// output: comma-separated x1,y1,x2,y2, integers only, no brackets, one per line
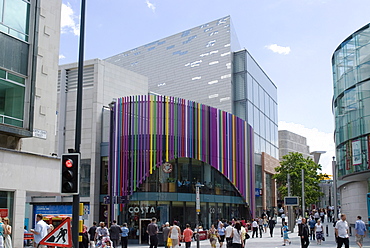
61,3,80,36
265,44,291,55
59,54,66,59
145,0,156,12
278,121,335,175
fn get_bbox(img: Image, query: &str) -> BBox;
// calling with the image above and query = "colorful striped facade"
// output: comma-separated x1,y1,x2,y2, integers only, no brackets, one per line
110,95,253,202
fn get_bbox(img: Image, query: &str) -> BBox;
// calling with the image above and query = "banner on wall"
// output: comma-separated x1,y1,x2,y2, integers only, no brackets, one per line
352,140,362,166
346,142,351,170
0,209,8,218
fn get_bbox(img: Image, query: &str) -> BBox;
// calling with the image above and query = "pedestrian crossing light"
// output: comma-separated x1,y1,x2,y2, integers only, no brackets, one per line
61,153,80,194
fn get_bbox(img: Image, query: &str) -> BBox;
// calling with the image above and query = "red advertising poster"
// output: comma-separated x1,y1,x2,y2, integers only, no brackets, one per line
0,209,8,218
346,141,351,170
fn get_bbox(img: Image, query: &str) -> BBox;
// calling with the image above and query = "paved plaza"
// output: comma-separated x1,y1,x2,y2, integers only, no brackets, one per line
125,217,369,248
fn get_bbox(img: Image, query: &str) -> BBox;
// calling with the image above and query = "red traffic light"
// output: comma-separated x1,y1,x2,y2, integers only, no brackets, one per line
65,159,73,168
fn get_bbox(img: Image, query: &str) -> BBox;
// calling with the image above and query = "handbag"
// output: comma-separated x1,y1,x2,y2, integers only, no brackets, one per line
167,237,172,247
245,233,250,240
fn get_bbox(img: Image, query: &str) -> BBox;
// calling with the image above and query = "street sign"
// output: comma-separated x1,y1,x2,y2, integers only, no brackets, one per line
39,217,72,247
284,196,299,206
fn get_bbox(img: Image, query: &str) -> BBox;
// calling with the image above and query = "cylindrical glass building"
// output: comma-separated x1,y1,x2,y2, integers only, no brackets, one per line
332,23,370,223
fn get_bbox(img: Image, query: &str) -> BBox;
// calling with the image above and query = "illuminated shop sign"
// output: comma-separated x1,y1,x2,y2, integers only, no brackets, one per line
128,206,156,214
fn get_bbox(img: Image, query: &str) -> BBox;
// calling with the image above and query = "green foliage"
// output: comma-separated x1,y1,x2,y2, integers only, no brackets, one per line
273,152,324,207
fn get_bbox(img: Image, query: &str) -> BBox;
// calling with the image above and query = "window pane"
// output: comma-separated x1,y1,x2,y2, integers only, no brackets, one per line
0,78,25,127
8,72,25,84
3,0,30,35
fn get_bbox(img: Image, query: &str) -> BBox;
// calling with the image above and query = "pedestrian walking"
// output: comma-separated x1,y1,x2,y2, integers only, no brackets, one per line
268,217,276,237
109,220,122,248
314,219,324,245
251,219,258,238
225,221,233,248
298,218,309,248
230,222,243,248
263,216,268,233
147,217,159,248
121,223,129,248
95,222,110,247
183,224,193,248
308,217,316,241
282,222,291,246
30,214,52,248
258,218,263,238
355,216,366,248
168,221,181,248
88,222,98,248
2,217,12,248
218,223,226,248
208,224,218,248
162,222,170,247
335,214,349,248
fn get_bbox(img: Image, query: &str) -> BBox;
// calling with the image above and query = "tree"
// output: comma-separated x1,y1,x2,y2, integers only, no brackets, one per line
273,152,324,207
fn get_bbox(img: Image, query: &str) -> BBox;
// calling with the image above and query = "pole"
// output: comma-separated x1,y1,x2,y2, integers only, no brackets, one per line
73,0,86,247
332,157,338,223
287,174,294,232
195,183,203,248
301,169,305,217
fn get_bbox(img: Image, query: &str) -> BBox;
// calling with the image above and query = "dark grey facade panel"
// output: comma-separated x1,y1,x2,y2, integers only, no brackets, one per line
0,32,29,75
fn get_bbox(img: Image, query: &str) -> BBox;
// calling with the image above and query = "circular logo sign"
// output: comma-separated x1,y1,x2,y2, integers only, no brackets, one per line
162,162,173,173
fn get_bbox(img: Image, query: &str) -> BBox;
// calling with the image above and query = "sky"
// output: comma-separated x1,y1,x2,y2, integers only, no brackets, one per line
59,0,370,175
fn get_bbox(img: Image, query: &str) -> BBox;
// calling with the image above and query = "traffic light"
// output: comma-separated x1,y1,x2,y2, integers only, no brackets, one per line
61,153,80,194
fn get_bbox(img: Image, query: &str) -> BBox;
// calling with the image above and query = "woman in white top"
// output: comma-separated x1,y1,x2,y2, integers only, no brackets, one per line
169,221,181,248
230,222,243,248
314,219,324,245
3,217,12,248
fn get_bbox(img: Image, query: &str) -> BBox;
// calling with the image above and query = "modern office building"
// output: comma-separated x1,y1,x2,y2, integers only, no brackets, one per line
332,23,370,224
105,16,279,223
0,0,62,247
278,130,312,160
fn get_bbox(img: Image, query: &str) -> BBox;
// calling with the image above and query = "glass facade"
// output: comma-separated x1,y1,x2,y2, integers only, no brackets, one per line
115,158,248,242
0,0,30,41
332,23,370,178
233,50,279,159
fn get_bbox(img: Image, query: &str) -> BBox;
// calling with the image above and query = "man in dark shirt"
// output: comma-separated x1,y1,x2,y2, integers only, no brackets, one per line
88,221,97,248
109,220,122,248
147,217,159,248
298,218,310,248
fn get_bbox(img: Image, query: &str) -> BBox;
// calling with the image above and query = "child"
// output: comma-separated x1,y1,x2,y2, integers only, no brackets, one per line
282,222,291,246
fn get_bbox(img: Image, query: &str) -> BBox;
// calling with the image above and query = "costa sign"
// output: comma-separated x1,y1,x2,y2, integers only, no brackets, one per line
128,206,156,214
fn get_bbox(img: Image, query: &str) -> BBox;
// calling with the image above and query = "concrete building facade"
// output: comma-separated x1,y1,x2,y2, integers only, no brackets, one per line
0,0,62,247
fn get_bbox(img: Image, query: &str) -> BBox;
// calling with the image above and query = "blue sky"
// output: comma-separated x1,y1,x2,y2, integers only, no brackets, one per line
59,0,370,173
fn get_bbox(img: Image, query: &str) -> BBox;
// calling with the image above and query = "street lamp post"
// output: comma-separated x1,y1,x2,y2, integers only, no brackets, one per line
332,157,338,222
195,183,204,248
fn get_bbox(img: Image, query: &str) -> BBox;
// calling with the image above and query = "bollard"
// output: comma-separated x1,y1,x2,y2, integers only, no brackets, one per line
326,225,328,236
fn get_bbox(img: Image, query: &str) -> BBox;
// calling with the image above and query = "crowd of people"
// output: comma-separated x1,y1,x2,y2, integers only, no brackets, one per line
21,209,367,248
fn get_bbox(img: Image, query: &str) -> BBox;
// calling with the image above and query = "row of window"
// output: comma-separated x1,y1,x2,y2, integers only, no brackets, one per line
334,79,370,145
